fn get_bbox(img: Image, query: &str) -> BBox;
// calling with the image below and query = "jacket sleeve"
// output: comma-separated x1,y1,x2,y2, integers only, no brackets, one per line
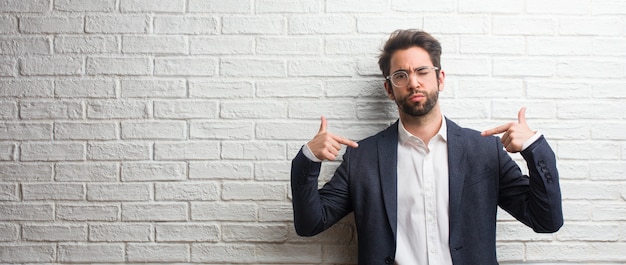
497,135,564,233
290,147,353,237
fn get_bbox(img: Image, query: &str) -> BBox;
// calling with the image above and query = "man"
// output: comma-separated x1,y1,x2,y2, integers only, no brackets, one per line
291,29,563,265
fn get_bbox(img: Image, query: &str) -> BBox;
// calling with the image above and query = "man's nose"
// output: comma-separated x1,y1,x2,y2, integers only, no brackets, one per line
407,72,420,89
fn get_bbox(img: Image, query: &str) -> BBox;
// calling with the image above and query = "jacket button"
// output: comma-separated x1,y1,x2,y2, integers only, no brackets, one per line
385,256,393,264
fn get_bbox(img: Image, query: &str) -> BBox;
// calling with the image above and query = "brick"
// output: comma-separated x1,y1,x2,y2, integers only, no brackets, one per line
327,0,388,12
526,243,626,262
557,59,622,78
221,101,287,119
496,221,555,241
529,121,589,140
0,57,16,76
155,57,217,76
0,183,18,200
22,224,87,241
528,37,593,56
256,80,323,98
0,37,49,55
0,143,15,161
155,182,219,201
189,161,253,180
526,80,590,99
288,59,355,77
190,36,253,55
0,223,18,241
188,80,252,98
55,162,119,182
589,162,626,180
54,35,119,54
19,16,83,34
223,224,287,242
89,223,152,242
527,0,590,14
255,161,291,181
154,16,218,34
121,78,187,98
22,183,84,200
54,0,116,12
357,16,424,34
560,18,622,36
127,243,189,262
0,16,18,34
222,182,285,201
122,35,188,54
55,79,116,98
223,16,284,34
87,142,151,161
19,101,83,120
255,121,316,140
461,36,525,55
493,58,556,77
325,80,385,98
425,15,488,34
562,201,592,221
57,204,119,221
591,123,626,140
154,141,220,160
191,202,257,221
122,203,187,221
221,59,285,77
288,100,356,119
191,244,255,263
556,223,619,241
58,243,124,263
0,79,54,98
592,0,626,15
156,223,219,242
458,0,522,13
154,100,218,119
20,56,83,76
189,0,252,13
190,121,254,140
86,57,151,75
122,162,186,181
0,203,53,221
558,102,624,119
288,16,353,34
0,244,55,263
86,15,150,33
256,243,322,263
55,122,118,140
391,0,453,12
87,100,150,119
593,202,626,221
259,203,292,221
593,38,626,56
326,37,383,55
0,122,52,140
0,163,52,182
493,17,556,35
121,0,185,13
221,142,286,160
20,142,84,161
558,141,621,160
561,181,621,200
87,183,151,201
256,0,321,13
258,36,322,55
496,243,524,262
0,0,50,12
121,121,186,140
491,100,556,119
0,101,17,120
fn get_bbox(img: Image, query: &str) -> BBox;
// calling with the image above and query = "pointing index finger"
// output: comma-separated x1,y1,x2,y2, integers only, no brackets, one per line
333,134,359,148
481,123,513,137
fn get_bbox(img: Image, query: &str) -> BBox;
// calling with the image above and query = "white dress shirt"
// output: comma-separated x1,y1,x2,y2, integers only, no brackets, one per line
395,117,453,265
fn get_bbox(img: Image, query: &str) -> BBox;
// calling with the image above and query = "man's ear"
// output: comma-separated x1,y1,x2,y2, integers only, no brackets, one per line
384,81,395,100
437,70,445,92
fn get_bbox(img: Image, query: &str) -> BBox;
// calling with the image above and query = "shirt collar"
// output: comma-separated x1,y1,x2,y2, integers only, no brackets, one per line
398,114,448,145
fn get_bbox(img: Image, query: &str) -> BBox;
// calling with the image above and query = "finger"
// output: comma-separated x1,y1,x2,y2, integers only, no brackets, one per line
481,123,513,136
518,107,527,124
333,135,359,148
318,116,327,133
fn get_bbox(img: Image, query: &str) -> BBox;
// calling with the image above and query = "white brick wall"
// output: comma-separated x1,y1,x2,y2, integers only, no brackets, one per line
0,0,624,264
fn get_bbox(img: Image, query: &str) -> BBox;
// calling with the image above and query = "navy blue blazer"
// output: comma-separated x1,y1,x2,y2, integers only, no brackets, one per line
291,119,563,265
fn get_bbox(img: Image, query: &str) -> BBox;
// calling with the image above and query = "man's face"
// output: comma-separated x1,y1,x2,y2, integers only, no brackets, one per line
384,46,444,117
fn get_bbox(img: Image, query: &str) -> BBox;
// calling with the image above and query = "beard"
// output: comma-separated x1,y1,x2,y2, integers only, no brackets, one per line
395,89,439,117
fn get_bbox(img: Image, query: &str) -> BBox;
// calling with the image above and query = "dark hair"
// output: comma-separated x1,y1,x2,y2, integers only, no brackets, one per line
378,29,442,78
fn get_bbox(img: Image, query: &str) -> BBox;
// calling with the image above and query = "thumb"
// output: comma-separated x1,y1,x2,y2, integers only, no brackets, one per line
318,116,327,133
518,107,527,124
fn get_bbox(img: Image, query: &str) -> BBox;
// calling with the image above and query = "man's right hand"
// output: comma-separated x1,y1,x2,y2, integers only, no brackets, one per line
307,116,359,161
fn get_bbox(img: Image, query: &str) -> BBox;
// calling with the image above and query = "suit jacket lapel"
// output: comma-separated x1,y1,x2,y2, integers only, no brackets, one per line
378,121,399,238
446,118,467,244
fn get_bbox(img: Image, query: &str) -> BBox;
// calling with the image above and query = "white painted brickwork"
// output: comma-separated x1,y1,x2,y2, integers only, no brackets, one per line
0,0,624,264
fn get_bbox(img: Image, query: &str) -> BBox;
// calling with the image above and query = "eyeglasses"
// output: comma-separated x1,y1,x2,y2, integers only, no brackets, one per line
385,66,439,87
